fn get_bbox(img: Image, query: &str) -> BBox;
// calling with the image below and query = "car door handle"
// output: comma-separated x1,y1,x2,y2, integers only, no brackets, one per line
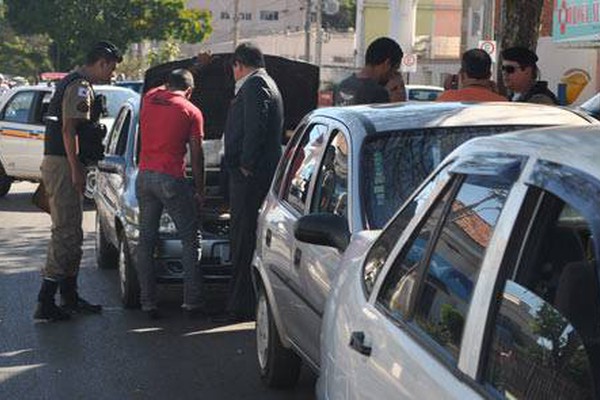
265,229,272,247
293,248,302,267
349,331,372,356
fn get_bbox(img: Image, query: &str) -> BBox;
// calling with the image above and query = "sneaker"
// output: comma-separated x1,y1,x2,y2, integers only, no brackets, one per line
61,296,102,314
34,302,71,322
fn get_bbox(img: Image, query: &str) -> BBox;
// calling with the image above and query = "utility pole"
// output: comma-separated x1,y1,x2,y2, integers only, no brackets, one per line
355,0,365,67
233,0,240,50
304,0,312,62
315,0,323,66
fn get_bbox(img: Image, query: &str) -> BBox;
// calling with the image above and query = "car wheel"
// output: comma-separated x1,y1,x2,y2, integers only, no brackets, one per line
118,233,140,308
84,166,97,202
0,162,12,197
95,213,118,269
256,287,302,388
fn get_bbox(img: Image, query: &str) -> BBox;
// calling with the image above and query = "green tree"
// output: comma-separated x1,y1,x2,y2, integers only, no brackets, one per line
4,0,212,71
322,0,356,32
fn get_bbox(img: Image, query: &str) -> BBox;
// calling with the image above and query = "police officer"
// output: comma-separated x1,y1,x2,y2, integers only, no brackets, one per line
34,41,122,321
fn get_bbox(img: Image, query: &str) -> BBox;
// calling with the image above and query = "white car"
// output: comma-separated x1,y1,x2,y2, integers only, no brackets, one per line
319,125,600,399
251,101,595,388
406,84,444,101
0,84,139,198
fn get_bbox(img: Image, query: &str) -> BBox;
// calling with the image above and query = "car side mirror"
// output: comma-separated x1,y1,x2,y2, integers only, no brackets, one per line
97,155,125,175
294,213,350,252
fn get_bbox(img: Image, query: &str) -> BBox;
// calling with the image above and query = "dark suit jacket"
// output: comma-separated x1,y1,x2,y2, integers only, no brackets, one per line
223,69,284,183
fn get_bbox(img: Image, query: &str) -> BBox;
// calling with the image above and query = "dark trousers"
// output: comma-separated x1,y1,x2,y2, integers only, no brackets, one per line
226,169,270,317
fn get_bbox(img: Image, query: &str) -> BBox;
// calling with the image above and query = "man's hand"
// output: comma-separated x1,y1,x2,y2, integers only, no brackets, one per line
71,162,85,193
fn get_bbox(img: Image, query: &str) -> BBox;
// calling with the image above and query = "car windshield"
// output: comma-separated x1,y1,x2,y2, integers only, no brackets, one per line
97,88,139,118
408,89,442,101
362,125,534,228
580,93,599,117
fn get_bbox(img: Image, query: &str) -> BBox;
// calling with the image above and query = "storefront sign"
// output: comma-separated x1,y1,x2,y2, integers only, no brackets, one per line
553,0,600,42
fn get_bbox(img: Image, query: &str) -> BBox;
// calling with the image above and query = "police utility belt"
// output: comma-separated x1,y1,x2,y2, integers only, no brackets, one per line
46,93,108,166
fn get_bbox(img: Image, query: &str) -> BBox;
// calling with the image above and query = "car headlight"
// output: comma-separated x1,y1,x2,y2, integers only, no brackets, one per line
125,207,177,235
159,212,177,234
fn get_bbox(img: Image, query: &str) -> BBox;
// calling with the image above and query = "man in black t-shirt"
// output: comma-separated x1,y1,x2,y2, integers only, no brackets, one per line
334,37,404,106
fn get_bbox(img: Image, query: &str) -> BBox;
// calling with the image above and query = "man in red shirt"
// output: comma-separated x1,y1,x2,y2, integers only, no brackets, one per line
437,49,507,102
137,69,205,319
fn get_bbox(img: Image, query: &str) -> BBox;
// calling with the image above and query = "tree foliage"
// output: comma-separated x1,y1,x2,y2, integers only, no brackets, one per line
322,0,356,32
4,0,212,71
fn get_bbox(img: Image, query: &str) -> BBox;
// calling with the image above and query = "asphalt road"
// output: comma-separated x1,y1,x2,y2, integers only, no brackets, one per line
0,182,316,400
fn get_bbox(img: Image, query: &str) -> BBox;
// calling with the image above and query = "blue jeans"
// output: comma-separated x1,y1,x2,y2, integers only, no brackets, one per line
135,170,202,310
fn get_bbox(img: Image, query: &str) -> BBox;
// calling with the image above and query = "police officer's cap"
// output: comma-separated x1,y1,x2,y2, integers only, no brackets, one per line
501,47,538,67
89,41,123,63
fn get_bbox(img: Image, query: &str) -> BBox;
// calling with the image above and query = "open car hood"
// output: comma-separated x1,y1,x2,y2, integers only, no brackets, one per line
143,54,319,140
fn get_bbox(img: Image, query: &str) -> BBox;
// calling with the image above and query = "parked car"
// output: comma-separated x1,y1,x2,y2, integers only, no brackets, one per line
406,84,444,101
95,54,319,308
114,80,143,94
579,92,599,120
252,101,596,388
318,125,600,400
0,83,139,198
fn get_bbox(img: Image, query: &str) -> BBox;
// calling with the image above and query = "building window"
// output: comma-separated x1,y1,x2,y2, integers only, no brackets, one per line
260,11,279,21
220,11,230,19
239,12,252,21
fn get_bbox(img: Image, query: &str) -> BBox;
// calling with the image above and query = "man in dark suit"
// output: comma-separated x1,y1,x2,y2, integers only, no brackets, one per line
221,42,284,322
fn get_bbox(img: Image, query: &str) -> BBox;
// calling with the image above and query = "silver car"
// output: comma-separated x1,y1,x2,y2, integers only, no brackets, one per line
252,101,595,388
319,125,600,399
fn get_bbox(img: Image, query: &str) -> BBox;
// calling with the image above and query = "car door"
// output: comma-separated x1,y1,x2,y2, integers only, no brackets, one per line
0,89,47,178
476,158,600,399
341,155,524,399
294,126,351,366
265,121,329,353
96,105,132,244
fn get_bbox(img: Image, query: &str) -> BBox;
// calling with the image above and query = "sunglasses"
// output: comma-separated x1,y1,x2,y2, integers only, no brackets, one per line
501,65,521,74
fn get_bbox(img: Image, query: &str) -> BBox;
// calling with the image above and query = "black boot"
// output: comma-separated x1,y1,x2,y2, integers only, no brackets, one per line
34,279,71,321
60,277,102,314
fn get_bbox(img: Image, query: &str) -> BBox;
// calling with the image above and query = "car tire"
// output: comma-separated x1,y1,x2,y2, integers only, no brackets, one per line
256,287,302,388
84,166,97,203
95,213,118,269
118,233,140,309
0,162,12,197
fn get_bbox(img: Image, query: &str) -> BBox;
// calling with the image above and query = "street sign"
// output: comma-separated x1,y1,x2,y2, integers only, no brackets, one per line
478,40,497,62
401,54,417,73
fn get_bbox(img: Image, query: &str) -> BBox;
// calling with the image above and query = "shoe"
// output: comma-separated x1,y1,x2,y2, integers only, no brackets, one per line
146,309,161,320
61,296,103,314
34,279,71,322
34,301,71,322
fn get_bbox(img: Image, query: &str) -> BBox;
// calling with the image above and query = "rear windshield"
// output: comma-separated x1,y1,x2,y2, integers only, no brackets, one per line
362,125,534,228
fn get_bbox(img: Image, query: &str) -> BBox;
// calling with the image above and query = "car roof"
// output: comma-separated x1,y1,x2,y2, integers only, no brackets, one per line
311,102,594,137
456,125,600,177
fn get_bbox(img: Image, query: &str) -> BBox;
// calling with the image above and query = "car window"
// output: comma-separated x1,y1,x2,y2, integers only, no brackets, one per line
409,89,442,101
377,183,453,317
35,92,53,125
273,123,305,196
2,91,35,123
362,125,534,229
106,108,129,156
412,175,512,363
97,88,138,118
363,163,452,296
284,123,328,213
311,130,349,218
484,198,599,399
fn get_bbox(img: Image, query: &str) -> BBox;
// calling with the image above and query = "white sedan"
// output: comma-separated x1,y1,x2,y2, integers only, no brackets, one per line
319,125,600,399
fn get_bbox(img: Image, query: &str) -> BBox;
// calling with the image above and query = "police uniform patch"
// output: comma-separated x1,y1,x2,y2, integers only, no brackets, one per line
77,86,89,98
77,101,90,112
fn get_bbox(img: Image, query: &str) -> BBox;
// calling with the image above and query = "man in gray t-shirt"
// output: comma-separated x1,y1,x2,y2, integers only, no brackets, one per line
335,37,404,106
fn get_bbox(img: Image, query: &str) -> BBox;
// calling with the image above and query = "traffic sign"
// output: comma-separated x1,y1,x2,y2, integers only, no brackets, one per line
478,40,497,62
401,54,417,73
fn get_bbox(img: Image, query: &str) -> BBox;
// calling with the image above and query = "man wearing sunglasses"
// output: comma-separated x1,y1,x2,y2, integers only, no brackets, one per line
501,46,558,105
